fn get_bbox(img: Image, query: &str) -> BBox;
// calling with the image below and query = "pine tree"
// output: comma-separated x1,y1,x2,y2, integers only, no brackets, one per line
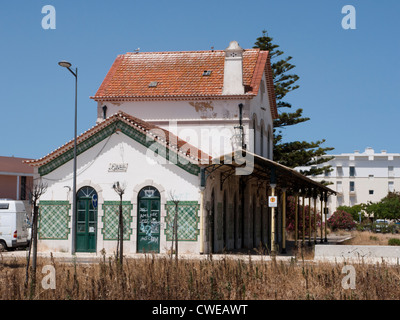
254,30,334,176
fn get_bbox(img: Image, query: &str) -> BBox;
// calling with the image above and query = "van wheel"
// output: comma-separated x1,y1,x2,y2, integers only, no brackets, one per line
0,241,7,252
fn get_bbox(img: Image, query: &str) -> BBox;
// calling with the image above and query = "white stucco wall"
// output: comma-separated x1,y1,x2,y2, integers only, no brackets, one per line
96,75,274,160
38,131,202,254
249,73,274,159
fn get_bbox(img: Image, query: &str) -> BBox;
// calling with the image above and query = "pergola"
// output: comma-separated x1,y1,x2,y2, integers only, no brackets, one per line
200,150,336,254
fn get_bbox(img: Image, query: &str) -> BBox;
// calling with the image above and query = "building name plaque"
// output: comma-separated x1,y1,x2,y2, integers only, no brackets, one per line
108,163,128,172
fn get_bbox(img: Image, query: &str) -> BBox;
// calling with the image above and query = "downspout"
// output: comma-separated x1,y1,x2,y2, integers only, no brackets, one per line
200,168,206,254
199,188,205,254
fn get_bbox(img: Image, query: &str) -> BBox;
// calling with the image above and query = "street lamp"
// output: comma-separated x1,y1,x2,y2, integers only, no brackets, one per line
58,60,78,254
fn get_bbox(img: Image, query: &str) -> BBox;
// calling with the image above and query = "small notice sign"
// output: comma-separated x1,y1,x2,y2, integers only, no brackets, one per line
268,196,278,207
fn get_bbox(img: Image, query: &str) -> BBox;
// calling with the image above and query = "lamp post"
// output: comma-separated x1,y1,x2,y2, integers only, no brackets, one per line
58,61,78,254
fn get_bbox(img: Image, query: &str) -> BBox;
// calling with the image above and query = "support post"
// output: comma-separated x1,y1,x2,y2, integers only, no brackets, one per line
270,184,276,255
320,194,324,244
294,193,299,249
324,193,328,243
313,194,317,244
281,188,287,254
308,195,312,247
302,194,305,247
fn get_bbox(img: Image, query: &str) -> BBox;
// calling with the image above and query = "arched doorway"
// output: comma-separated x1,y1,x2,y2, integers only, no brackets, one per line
137,186,161,253
76,186,98,252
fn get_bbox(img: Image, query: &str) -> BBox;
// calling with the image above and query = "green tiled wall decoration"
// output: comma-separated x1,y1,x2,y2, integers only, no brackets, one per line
38,201,71,240
165,201,200,241
39,120,200,176
101,201,133,240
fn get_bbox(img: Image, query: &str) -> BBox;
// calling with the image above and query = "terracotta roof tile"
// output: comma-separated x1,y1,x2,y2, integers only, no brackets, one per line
91,48,277,118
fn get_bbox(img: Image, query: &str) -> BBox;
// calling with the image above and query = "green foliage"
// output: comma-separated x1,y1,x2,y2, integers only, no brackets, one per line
388,238,400,246
254,30,334,176
365,192,400,221
337,204,364,222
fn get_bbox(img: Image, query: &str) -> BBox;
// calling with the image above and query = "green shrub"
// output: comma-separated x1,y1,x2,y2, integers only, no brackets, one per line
388,238,400,246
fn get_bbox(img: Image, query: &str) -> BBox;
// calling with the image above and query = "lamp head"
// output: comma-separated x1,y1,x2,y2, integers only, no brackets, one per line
58,61,72,68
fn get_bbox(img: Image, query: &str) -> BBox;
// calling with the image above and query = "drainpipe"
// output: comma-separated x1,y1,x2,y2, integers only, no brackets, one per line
199,188,205,254
238,103,246,150
200,168,206,254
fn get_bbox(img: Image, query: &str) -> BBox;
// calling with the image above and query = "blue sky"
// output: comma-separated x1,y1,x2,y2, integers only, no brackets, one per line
0,0,398,159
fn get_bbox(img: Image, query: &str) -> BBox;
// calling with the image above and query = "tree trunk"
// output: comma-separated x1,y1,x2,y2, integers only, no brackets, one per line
31,204,39,288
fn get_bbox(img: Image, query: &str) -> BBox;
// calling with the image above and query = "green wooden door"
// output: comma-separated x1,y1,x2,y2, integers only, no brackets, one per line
76,187,97,252
137,187,160,253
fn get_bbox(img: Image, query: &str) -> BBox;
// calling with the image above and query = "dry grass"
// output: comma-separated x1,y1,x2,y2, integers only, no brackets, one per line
1,253,400,300
340,231,400,246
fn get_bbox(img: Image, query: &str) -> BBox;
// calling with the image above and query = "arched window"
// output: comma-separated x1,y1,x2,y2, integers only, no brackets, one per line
253,118,257,154
260,125,264,157
102,105,107,120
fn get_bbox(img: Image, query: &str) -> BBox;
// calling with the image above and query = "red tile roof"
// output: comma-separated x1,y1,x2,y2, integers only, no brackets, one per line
91,48,278,118
24,111,211,168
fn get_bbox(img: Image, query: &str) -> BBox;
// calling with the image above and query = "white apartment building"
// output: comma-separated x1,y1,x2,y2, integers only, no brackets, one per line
297,147,400,216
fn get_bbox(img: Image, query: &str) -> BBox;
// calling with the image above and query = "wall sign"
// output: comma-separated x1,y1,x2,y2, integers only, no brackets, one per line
268,196,278,208
108,163,128,172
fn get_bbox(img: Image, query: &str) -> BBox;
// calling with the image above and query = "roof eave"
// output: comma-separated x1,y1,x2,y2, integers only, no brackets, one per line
90,94,257,102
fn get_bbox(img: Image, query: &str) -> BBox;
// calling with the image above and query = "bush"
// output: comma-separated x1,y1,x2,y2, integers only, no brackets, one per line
327,210,356,231
388,238,400,246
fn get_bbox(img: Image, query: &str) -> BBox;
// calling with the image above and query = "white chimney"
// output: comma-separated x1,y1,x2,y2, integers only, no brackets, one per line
365,147,374,155
222,41,245,95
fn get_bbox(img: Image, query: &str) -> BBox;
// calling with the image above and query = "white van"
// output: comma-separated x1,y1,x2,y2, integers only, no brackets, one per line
0,199,29,251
